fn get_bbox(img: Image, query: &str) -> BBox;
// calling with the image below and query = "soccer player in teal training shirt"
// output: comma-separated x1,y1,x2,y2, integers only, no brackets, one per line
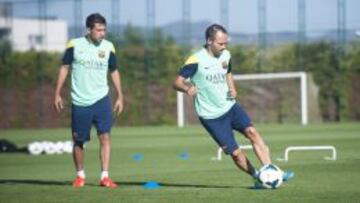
54,13,123,188
173,24,293,187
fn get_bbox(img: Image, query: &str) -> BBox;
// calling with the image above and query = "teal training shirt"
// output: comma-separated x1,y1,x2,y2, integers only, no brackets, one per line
179,48,235,119
62,37,117,106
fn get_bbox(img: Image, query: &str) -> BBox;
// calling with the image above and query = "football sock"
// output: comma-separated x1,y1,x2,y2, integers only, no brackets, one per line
101,171,109,180
246,159,257,178
252,169,259,178
77,170,85,179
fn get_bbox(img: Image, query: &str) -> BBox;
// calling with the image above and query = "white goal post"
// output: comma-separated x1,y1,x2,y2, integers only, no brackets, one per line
177,71,308,127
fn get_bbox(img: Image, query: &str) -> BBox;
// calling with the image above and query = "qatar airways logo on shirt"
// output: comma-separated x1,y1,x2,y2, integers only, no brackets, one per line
205,73,226,84
77,59,107,70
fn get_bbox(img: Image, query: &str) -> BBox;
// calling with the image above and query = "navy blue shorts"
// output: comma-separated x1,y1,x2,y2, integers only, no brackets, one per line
71,95,112,143
199,103,252,155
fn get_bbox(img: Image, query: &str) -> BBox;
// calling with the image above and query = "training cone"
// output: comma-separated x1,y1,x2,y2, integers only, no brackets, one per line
143,181,160,189
179,152,190,160
132,153,143,161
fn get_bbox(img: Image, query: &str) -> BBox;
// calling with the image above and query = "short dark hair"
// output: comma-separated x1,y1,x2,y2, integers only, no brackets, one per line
86,13,106,29
205,24,227,41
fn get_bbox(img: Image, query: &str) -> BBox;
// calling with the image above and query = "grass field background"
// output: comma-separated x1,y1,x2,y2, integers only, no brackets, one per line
0,123,359,203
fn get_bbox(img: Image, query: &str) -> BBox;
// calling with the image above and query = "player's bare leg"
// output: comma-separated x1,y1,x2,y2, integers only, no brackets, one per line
99,133,111,172
73,144,85,172
98,133,117,188
231,148,257,176
72,144,85,187
244,127,294,182
244,127,271,165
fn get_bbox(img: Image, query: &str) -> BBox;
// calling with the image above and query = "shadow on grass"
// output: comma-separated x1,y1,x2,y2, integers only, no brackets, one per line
0,179,108,187
119,181,250,189
0,179,255,189
0,179,72,186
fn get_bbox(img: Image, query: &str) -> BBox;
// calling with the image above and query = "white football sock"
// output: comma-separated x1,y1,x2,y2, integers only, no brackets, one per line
101,171,109,180
77,170,85,179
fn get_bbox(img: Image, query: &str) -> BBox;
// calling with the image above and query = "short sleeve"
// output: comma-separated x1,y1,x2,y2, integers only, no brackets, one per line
62,40,74,65
178,55,199,78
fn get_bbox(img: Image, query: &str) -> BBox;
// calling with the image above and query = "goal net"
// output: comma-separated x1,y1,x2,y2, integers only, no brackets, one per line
177,72,308,127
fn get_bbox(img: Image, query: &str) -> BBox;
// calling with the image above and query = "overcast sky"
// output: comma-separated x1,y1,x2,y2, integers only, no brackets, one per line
3,0,360,34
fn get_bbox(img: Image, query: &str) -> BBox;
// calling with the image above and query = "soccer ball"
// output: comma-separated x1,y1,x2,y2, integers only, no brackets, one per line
63,141,73,153
43,141,57,155
257,164,283,189
28,142,43,155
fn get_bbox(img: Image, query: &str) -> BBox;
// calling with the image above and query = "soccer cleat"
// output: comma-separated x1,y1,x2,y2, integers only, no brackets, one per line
252,170,264,189
282,170,294,182
253,179,264,189
72,176,85,188
99,177,118,188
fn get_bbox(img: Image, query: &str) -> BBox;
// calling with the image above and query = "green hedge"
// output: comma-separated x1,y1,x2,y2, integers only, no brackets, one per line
0,28,359,128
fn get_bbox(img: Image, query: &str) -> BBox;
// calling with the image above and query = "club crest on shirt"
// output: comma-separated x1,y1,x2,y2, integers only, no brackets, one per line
222,61,228,69
98,50,105,58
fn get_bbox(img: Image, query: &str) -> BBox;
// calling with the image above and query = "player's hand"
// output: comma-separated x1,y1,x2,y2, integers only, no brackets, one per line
113,98,124,116
186,86,197,96
54,94,64,112
228,89,237,100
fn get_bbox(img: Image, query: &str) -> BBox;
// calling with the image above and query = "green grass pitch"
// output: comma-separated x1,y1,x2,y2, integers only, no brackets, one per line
0,123,359,203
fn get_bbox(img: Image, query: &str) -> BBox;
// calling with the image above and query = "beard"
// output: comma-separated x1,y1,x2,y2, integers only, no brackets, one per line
93,37,104,46
214,50,223,57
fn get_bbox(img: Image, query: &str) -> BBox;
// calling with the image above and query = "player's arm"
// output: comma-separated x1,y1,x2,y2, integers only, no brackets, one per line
109,46,124,115
110,70,124,115
173,56,198,96
226,59,237,99
173,75,197,96
54,41,74,112
54,65,69,112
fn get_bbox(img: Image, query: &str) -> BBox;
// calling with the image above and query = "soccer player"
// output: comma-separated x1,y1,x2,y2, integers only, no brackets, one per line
173,24,293,187
54,13,123,188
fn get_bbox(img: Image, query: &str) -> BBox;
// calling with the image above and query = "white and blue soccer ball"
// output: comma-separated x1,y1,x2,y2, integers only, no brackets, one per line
258,164,283,189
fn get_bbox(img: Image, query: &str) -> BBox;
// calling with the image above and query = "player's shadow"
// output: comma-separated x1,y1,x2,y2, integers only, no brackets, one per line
0,179,254,189
120,181,247,189
0,179,71,186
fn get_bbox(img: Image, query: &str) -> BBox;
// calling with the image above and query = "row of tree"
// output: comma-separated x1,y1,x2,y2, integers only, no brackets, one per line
0,25,359,128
